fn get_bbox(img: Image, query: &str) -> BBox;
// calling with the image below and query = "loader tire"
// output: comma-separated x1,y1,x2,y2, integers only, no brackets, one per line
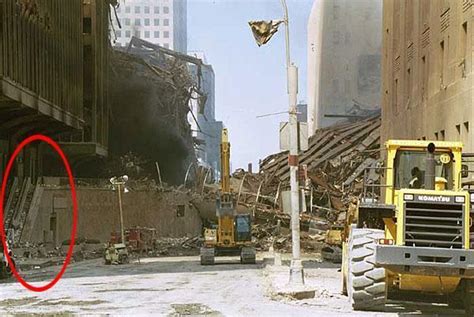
463,279,474,316
348,228,387,311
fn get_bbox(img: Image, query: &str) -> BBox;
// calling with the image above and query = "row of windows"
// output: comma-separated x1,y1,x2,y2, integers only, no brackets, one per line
116,30,170,39
117,6,170,14
419,122,471,141
116,41,170,49
121,18,170,27
433,122,470,141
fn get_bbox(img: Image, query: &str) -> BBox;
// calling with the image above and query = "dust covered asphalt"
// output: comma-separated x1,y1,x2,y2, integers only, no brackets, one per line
0,254,466,316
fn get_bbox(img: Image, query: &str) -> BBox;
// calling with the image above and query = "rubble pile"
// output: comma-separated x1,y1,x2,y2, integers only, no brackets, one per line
230,115,382,252
151,237,201,256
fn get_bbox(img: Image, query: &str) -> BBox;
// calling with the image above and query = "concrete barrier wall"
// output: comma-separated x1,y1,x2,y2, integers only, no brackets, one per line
27,187,202,245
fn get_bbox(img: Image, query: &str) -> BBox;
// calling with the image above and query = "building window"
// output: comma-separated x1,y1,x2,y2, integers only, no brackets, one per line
164,43,170,49
440,130,446,141
461,22,468,77
163,6,169,14
125,30,131,38
134,30,141,38
154,19,160,26
135,19,141,26
164,19,170,26
406,68,411,107
421,55,427,98
394,78,399,113
456,124,461,135
154,31,160,38
116,30,121,37
154,6,159,14
439,40,445,87
125,6,131,13
125,18,130,26
164,31,169,38
135,6,140,14
435,132,439,140
465,122,470,133
144,19,150,26
144,6,150,14
145,31,150,38
176,205,185,217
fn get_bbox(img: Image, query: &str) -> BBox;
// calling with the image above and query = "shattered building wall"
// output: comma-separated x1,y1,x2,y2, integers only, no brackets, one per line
381,0,473,150
307,0,382,133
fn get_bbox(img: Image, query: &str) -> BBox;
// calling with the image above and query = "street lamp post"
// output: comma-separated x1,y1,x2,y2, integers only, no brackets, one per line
110,175,129,245
280,0,304,286
249,0,304,286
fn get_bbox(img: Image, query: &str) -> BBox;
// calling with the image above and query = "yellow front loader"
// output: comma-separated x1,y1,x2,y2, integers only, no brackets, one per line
342,140,474,314
200,129,255,265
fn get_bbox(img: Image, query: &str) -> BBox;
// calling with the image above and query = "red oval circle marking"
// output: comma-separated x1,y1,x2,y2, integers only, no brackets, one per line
0,134,78,292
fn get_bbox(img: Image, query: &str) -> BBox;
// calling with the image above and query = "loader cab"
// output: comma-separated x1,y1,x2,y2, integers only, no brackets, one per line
384,140,463,205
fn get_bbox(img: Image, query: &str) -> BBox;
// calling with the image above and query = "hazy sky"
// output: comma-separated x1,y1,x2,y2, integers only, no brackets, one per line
188,0,313,171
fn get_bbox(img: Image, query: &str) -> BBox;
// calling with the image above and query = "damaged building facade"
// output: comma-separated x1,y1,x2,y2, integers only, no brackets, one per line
0,1,205,246
0,0,110,181
307,0,382,133
188,52,223,179
381,0,473,150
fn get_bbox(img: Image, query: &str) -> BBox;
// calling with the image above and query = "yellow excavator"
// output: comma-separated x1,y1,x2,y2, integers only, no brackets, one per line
200,128,256,265
342,140,474,314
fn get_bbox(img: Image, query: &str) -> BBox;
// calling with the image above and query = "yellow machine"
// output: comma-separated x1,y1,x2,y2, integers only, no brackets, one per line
200,129,256,265
342,140,474,314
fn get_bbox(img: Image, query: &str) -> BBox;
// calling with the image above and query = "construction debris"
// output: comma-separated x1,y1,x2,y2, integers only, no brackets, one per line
230,115,382,253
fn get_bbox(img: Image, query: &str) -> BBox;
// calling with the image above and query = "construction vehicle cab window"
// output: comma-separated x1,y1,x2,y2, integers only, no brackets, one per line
395,150,454,190
2,0,474,316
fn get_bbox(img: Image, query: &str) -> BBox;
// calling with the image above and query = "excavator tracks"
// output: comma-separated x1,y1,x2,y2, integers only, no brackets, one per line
200,247,215,265
240,247,256,264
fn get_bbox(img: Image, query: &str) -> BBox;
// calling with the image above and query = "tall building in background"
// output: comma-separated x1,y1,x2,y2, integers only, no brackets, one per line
307,0,382,133
112,0,187,53
188,52,223,178
381,1,473,150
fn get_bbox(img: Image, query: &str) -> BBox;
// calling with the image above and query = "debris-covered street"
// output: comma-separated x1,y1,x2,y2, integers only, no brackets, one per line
0,254,464,316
